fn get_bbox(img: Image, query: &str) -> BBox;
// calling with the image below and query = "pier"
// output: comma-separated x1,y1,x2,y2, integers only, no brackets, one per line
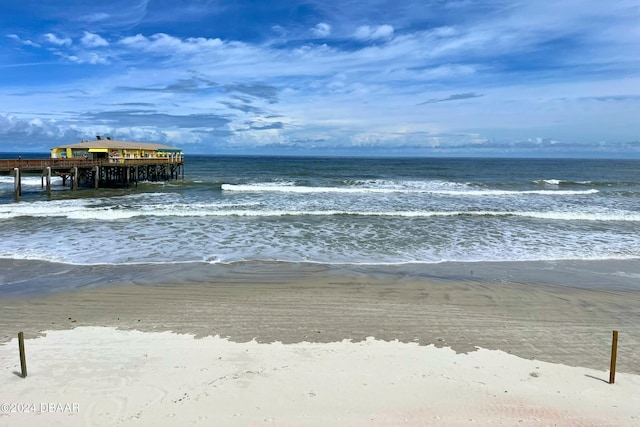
0,157,184,201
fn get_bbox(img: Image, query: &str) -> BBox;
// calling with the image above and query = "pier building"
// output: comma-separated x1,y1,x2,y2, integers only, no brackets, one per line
50,138,184,162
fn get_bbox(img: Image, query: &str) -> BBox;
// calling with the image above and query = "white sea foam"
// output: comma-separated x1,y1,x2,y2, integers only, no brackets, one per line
534,179,563,185
2,203,638,222
0,175,58,186
533,179,595,186
222,182,598,196
0,250,68,264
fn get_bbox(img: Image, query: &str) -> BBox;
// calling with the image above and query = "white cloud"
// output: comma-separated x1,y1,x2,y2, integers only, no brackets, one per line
119,33,223,55
44,33,72,46
0,113,77,140
119,34,147,47
7,34,40,47
312,23,331,38
74,0,148,29
79,52,110,65
52,49,109,65
271,25,286,35
81,32,109,48
353,24,394,41
2,1,639,155
82,12,110,23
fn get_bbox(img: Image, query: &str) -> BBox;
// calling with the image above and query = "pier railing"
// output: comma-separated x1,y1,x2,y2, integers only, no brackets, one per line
0,157,183,173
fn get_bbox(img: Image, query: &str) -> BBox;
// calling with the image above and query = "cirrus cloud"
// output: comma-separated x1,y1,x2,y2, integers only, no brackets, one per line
353,24,394,41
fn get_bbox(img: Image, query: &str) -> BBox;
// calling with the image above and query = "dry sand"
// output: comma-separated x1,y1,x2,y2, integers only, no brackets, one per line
1,263,639,425
1,327,639,427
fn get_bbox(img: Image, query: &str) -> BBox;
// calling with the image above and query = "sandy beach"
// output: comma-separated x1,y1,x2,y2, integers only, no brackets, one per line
1,260,639,425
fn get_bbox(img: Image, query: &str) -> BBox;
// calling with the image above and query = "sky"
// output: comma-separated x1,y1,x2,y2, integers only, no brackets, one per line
1,0,639,157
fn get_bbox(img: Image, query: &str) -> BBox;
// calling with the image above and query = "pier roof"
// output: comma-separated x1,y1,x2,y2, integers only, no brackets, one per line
52,140,181,151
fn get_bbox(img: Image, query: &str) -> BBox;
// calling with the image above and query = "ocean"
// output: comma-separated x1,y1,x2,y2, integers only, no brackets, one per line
1,155,640,293
2,155,640,265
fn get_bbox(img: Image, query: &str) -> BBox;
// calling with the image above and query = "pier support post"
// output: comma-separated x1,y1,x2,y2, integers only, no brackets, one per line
13,167,21,201
93,166,100,189
46,167,51,197
72,166,78,190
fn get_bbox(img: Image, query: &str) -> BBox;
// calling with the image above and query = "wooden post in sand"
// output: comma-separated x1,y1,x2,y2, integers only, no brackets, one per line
609,330,618,384
18,332,27,378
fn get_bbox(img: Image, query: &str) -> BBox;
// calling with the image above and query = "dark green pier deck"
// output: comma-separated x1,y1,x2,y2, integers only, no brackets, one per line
0,158,184,200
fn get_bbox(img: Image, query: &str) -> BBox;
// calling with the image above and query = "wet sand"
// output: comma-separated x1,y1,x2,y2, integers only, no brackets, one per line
1,259,638,375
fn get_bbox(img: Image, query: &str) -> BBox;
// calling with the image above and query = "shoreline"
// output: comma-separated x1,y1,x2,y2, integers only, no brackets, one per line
1,260,639,374
1,257,640,299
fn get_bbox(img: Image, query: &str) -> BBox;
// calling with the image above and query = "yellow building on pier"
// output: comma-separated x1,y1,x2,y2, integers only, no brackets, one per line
51,138,183,162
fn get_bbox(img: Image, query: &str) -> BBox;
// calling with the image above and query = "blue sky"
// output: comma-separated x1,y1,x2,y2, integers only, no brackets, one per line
1,0,639,157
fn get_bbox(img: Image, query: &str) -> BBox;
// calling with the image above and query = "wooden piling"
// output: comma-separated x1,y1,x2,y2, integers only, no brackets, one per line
2,157,183,195
18,332,27,378
72,166,79,190
93,166,100,189
609,330,618,384
13,167,21,200
46,167,51,196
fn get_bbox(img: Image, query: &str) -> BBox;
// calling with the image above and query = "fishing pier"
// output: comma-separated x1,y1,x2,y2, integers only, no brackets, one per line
2,138,185,201
0,157,184,200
